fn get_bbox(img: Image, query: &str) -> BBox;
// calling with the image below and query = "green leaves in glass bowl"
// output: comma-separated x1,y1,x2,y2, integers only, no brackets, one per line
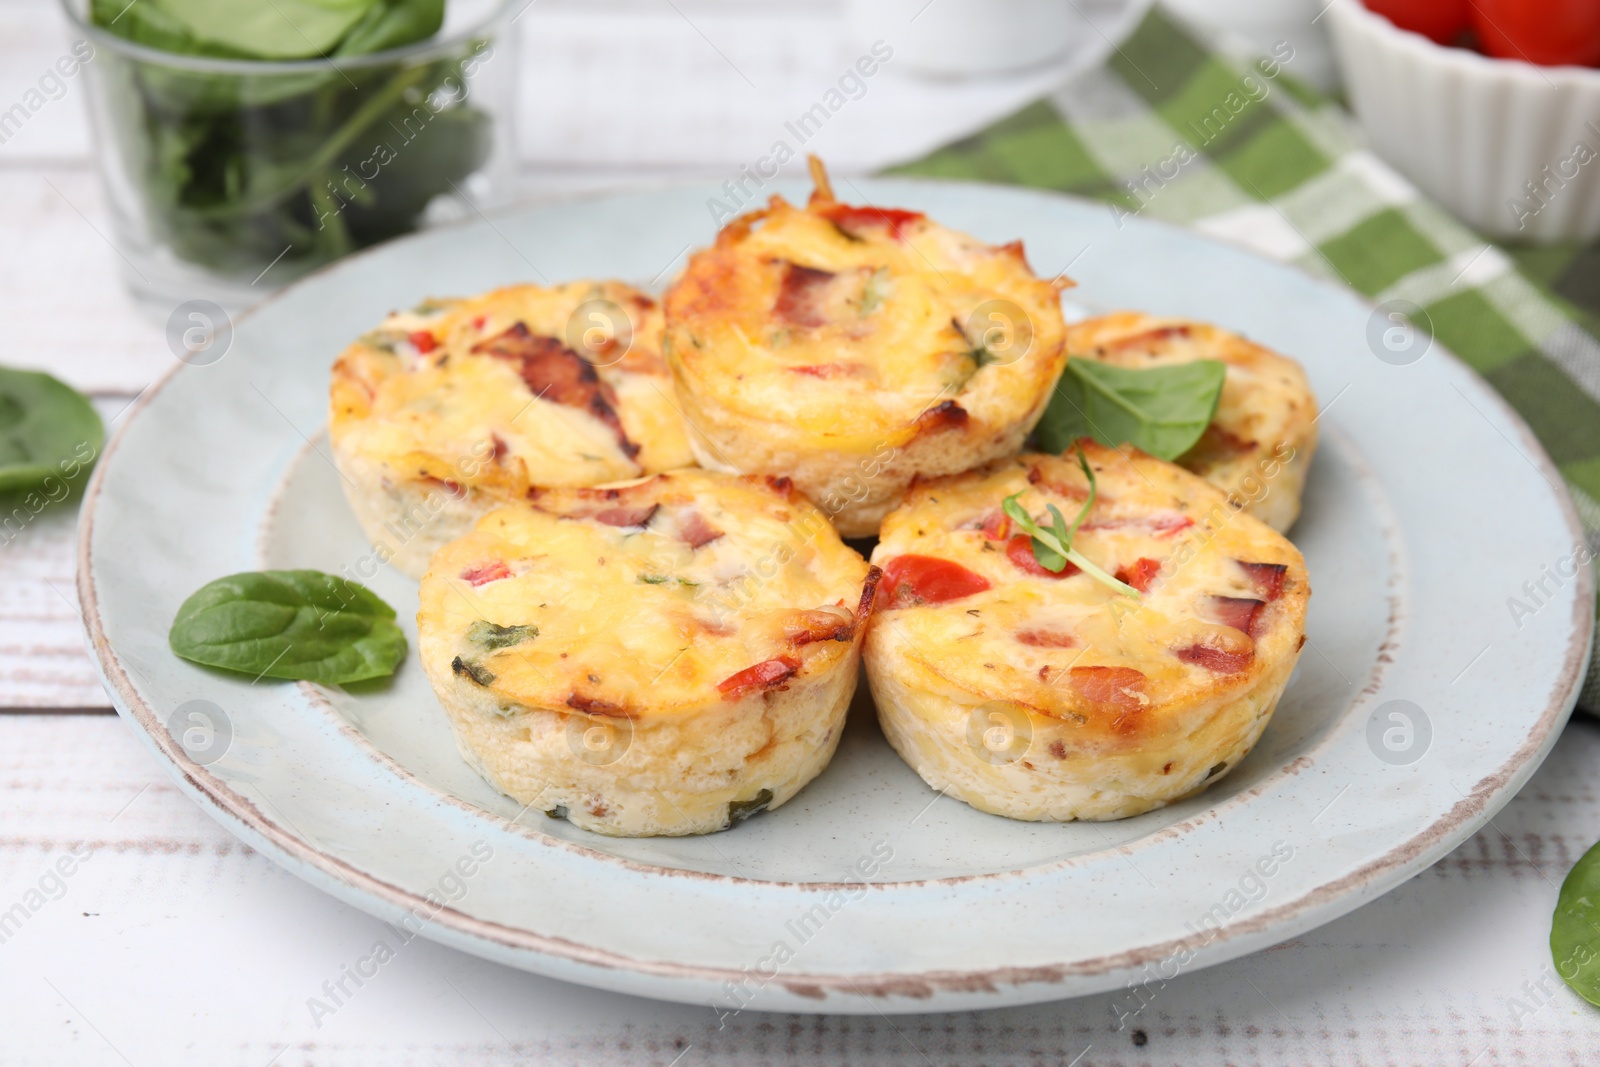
1036,358,1226,461
0,367,104,495
89,0,495,285
169,570,406,684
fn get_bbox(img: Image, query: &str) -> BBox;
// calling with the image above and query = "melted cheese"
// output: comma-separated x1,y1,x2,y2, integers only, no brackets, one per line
664,196,1066,453
331,281,694,493
419,471,871,718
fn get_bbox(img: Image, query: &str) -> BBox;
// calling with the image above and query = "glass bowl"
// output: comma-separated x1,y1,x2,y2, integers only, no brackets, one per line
62,0,518,311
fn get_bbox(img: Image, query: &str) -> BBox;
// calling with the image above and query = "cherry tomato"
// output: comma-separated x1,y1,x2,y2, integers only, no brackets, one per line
879,555,991,607
1470,0,1600,66
1363,0,1469,45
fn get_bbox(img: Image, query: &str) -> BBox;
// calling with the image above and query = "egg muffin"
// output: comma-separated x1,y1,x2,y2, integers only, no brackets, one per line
864,442,1308,822
662,159,1069,538
1067,312,1318,532
330,281,695,579
417,469,877,837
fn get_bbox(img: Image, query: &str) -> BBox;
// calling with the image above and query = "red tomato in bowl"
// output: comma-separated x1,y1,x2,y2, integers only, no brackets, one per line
1470,0,1600,67
1363,0,1469,45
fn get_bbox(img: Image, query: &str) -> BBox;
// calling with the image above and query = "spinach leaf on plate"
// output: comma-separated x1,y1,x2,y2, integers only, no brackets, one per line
1552,836,1600,1006
1036,358,1226,461
0,368,104,494
169,570,406,684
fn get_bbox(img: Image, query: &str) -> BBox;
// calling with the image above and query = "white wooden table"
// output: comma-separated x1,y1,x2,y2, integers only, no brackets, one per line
3,1,1600,1063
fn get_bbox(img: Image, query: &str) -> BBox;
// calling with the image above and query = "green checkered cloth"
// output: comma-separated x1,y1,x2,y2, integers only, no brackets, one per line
894,4,1600,713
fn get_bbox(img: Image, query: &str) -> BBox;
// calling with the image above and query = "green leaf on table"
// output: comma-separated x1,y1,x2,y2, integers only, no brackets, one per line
1036,358,1226,461
169,570,406,684
0,367,104,494
1551,836,1600,1006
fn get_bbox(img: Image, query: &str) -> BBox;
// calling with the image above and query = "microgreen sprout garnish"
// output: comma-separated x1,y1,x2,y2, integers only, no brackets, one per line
1000,447,1141,599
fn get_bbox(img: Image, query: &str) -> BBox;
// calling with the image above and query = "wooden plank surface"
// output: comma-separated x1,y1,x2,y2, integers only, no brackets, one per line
3,710,1598,1066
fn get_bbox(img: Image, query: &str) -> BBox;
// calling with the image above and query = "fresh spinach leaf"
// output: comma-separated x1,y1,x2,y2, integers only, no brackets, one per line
90,0,214,56
157,0,377,60
169,570,406,684
1037,358,1226,461
0,368,104,494
1552,836,1600,1006
335,0,446,56
91,0,422,61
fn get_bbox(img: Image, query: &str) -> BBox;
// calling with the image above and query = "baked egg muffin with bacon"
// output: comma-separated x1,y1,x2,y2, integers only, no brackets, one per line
417,469,877,837
1067,312,1318,532
662,160,1068,538
863,441,1308,822
330,281,695,579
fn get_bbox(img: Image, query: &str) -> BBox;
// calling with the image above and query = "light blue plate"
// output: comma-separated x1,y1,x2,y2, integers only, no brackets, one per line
77,179,1592,1013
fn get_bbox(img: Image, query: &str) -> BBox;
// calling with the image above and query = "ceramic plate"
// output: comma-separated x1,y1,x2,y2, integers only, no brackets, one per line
78,179,1591,1014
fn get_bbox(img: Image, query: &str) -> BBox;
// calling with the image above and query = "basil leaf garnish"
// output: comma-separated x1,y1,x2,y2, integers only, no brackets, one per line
1037,358,1226,461
1552,836,1600,1006
169,570,406,684
0,367,103,494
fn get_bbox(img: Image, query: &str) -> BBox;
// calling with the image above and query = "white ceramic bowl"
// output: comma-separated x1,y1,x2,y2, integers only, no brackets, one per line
845,0,1074,75
1326,0,1600,243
